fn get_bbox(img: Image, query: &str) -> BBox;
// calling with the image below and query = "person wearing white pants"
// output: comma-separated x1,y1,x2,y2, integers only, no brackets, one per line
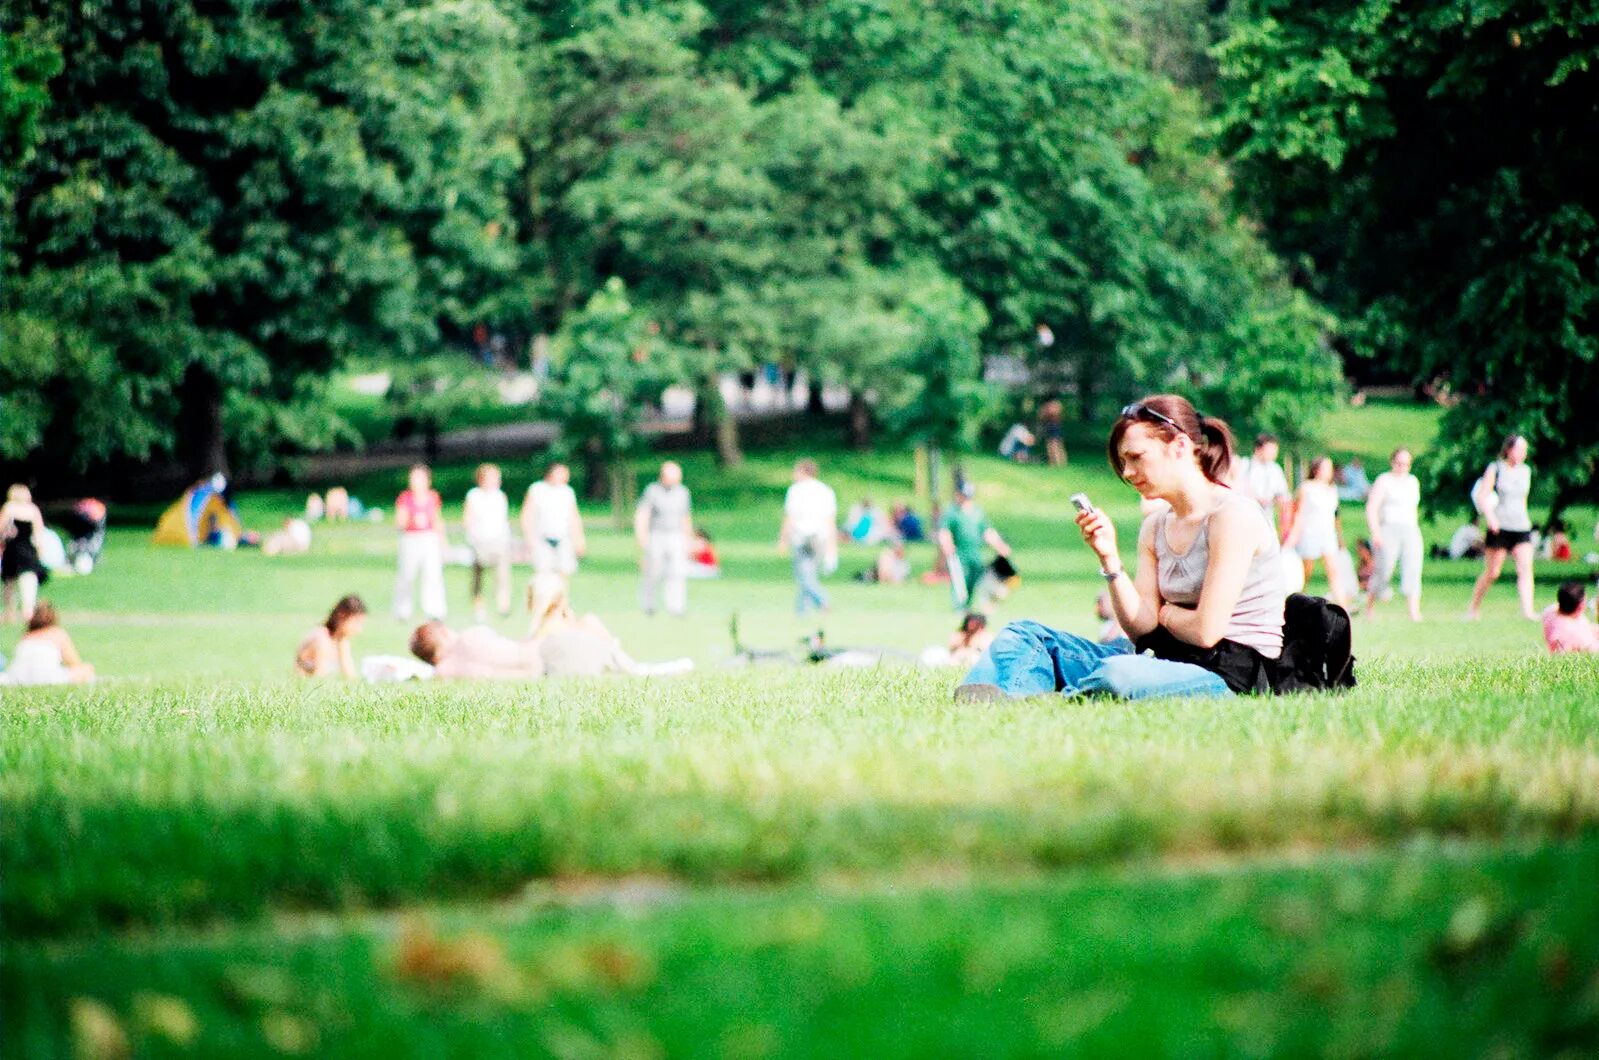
1364,447,1425,621
635,461,692,616
393,464,448,622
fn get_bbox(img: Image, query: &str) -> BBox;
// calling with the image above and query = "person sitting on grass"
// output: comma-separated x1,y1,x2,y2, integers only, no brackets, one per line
1542,581,1599,655
4,602,95,686
295,594,368,679
956,395,1286,701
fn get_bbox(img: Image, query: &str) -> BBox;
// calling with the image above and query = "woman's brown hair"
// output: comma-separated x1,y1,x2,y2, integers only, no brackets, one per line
324,594,367,635
1106,394,1235,485
27,601,59,632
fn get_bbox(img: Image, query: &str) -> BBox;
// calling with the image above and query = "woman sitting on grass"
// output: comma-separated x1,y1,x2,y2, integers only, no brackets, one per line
294,594,367,679
4,602,95,686
957,395,1285,701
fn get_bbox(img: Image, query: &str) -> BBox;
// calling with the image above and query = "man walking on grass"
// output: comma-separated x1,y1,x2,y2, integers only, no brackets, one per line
938,480,1011,610
636,460,693,616
779,458,837,615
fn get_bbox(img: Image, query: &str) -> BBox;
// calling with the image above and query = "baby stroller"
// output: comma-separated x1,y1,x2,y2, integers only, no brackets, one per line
56,499,107,574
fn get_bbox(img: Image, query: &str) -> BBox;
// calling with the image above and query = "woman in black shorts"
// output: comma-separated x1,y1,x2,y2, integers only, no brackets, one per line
1467,434,1537,620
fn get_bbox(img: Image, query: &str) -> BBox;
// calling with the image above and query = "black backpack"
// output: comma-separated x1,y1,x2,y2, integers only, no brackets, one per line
1271,593,1357,692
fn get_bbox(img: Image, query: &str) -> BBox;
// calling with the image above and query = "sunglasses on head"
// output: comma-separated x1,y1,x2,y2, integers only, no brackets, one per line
1119,403,1184,434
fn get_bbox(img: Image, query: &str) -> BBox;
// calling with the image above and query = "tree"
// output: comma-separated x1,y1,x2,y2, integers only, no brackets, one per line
539,278,681,521
1216,2,1599,516
696,0,1343,431
1,0,521,478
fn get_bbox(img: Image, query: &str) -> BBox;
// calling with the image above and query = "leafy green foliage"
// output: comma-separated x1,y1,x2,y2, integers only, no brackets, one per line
1,0,520,471
1217,1,1599,512
539,277,682,499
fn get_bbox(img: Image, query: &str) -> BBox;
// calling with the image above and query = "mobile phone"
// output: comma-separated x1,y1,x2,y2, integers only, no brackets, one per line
1070,492,1094,514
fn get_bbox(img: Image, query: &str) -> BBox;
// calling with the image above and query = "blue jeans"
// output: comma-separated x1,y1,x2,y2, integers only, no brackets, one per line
793,540,829,614
959,620,1232,700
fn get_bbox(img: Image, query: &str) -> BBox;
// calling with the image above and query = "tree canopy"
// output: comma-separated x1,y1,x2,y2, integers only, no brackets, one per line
3,0,1362,482
1217,1,1599,514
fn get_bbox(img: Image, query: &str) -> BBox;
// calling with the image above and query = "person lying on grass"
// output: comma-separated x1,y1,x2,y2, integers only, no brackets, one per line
407,578,692,680
529,573,692,678
956,394,1286,701
295,594,367,679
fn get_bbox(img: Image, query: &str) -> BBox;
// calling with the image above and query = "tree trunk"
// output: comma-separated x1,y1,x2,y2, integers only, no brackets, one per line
178,363,228,481
696,366,742,466
581,437,609,502
845,390,872,450
609,459,637,529
805,372,827,417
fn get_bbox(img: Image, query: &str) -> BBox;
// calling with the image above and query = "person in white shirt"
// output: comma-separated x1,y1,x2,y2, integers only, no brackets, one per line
635,461,693,616
1364,447,1425,621
778,458,838,614
464,463,513,621
1234,433,1292,539
1467,434,1537,620
520,463,585,593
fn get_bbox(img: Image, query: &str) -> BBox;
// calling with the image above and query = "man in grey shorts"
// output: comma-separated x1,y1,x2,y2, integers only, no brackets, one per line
635,460,693,616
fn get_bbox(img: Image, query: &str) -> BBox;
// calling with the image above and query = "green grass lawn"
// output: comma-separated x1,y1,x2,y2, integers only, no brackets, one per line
5,402,1599,1057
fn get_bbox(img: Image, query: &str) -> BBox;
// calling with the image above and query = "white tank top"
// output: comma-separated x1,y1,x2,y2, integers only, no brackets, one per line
1371,472,1421,527
1298,481,1339,533
1489,461,1532,532
1153,494,1286,658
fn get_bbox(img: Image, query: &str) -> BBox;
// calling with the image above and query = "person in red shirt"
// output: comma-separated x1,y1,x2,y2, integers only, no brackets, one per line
394,464,448,621
1542,581,1599,655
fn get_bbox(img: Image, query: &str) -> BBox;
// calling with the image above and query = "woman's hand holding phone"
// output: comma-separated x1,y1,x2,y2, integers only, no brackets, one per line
1073,498,1119,569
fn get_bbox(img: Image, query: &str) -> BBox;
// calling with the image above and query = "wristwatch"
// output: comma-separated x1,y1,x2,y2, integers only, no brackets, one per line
1099,566,1124,581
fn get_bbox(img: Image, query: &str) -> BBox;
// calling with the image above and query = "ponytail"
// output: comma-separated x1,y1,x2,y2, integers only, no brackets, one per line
1196,414,1236,485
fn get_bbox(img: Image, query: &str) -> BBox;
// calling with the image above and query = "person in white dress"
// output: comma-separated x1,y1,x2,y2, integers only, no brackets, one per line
1467,434,1537,620
520,463,585,590
464,463,513,621
1364,448,1425,621
1284,456,1349,608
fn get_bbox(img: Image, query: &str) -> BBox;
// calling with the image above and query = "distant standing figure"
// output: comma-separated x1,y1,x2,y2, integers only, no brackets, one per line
1039,399,1067,466
1542,581,1599,654
1337,458,1370,503
1467,434,1537,620
1235,434,1292,539
635,460,693,616
393,464,448,622
779,459,838,615
464,463,513,621
324,487,351,522
5,602,94,685
938,481,1011,610
1,484,49,624
521,463,585,585
1364,448,1425,621
1284,457,1349,609
295,594,368,679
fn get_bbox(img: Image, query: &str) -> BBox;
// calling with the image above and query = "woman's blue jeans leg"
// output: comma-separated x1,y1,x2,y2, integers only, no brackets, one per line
1074,653,1233,700
959,621,1130,697
959,621,1232,700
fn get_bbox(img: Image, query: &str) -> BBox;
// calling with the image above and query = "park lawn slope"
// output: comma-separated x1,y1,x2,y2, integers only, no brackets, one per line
5,660,1597,937
7,837,1598,1058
